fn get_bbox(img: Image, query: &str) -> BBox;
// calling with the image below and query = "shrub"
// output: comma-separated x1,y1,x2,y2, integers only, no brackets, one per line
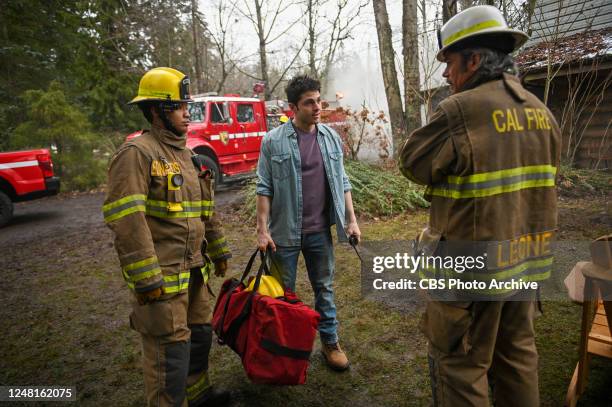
239,160,429,221
11,81,110,191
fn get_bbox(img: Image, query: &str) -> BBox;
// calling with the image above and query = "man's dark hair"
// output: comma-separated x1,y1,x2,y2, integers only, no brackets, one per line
285,74,321,106
459,47,517,91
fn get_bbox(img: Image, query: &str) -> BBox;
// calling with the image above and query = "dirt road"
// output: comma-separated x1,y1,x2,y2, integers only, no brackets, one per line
0,184,244,247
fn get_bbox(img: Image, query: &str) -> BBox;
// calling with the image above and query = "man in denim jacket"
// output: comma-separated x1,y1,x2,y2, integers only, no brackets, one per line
256,74,361,371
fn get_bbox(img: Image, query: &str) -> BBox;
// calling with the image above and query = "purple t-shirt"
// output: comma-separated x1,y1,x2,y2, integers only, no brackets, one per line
294,124,330,233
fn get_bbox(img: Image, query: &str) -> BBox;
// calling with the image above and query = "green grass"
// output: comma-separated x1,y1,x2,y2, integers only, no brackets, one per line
558,164,611,197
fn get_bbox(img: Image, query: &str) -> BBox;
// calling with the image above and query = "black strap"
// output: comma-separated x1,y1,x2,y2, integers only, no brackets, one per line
276,296,301,304
217,249,269,347
260,338,311,360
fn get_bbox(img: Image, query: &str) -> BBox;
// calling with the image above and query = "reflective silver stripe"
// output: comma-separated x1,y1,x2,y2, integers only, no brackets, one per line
104,198,147,217
442,171,555,192
123,261,160,277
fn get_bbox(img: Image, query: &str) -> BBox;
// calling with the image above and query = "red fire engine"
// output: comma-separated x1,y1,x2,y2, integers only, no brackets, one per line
127,94,345,186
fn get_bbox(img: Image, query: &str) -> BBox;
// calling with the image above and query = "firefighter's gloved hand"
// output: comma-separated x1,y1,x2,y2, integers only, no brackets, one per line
214,259,228,277
136,287,164,305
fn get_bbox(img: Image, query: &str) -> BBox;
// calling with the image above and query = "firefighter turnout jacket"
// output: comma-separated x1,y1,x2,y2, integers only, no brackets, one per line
399,73,561,296
103,126,231,294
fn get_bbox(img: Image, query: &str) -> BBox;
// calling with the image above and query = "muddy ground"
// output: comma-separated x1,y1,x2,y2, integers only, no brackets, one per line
0,185,610,406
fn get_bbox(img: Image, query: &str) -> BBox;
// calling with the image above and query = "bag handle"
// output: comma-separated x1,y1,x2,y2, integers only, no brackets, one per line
217,249,270,347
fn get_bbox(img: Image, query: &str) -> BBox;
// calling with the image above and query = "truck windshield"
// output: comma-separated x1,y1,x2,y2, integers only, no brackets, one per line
211,102,230,123
188,102,205,122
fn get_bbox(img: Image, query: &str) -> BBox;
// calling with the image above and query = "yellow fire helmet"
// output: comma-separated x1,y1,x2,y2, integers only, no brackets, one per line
437,5,529,61
129,67,193,105
245,275,285,298
279,115,289,123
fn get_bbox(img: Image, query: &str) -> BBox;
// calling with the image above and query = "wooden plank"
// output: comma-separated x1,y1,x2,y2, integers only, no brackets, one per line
531,11,612,37
538,0,610,15
589,333,612,345
565,363,581,407
587,339,612,358
590,323,611,339
594,314,608,325
596,303,606,315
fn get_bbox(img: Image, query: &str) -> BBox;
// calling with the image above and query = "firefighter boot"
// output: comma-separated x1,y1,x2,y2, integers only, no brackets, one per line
321,342,350,371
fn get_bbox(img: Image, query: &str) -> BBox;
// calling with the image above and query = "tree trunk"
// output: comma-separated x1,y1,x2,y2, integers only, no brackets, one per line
403,0,421,138
307,0,317,78
442,0,457,23
191,0,202,94
525,0,537,36
254,0,270,100
372,0,405,158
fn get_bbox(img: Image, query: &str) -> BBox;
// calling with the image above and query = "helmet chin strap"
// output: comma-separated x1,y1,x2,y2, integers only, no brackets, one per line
155,104,183,137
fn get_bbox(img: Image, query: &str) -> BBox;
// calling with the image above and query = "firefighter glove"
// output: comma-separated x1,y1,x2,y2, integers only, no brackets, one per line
214,259,228,278
136,286,164,305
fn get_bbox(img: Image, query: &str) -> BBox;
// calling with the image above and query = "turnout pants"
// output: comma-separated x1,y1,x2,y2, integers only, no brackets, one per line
129,268,214,407
422,294,539,407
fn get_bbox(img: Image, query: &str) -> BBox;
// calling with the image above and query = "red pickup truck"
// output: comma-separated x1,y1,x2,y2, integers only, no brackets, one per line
0,149,60,226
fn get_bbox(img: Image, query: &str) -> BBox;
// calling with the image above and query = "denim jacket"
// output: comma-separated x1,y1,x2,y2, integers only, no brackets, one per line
256,122,352,246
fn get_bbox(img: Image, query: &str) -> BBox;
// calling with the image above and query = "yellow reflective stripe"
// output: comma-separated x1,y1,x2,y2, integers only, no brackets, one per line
186,372,210,401
418,257,553,282
122,257,162,283
476,257,553,281
430,179,555,199
443,19,503,46
146,209,203,218
105,205,147,222
146,199,213,207
208,237,230,258
126,267,162,283
163,272,191,293
123,257,158,272
145,199,214,218
103,194,147,223
446,165,557,185
429,165,557,199
201,263,211,284
105,197,215,221
103,194,147,211
207,238,226,250
209,246,230,258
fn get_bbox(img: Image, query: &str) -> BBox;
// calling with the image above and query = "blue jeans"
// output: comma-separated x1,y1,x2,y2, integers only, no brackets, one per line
269,230,338,344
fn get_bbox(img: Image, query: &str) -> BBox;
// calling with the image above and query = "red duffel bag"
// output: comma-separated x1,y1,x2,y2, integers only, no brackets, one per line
212,249,320,385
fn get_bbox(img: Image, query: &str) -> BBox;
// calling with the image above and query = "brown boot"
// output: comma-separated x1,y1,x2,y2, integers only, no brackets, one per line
321,342,350,371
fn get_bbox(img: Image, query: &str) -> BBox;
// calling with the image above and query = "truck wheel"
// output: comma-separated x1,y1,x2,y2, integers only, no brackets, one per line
198,155,222,188
0,191,13,227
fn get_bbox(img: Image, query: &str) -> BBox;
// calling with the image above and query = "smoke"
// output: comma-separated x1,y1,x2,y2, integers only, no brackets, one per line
324,51,389,115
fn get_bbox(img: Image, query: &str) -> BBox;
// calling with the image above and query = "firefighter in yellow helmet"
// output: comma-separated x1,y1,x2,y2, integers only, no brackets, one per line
399,6,560,406
103,67,232,407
